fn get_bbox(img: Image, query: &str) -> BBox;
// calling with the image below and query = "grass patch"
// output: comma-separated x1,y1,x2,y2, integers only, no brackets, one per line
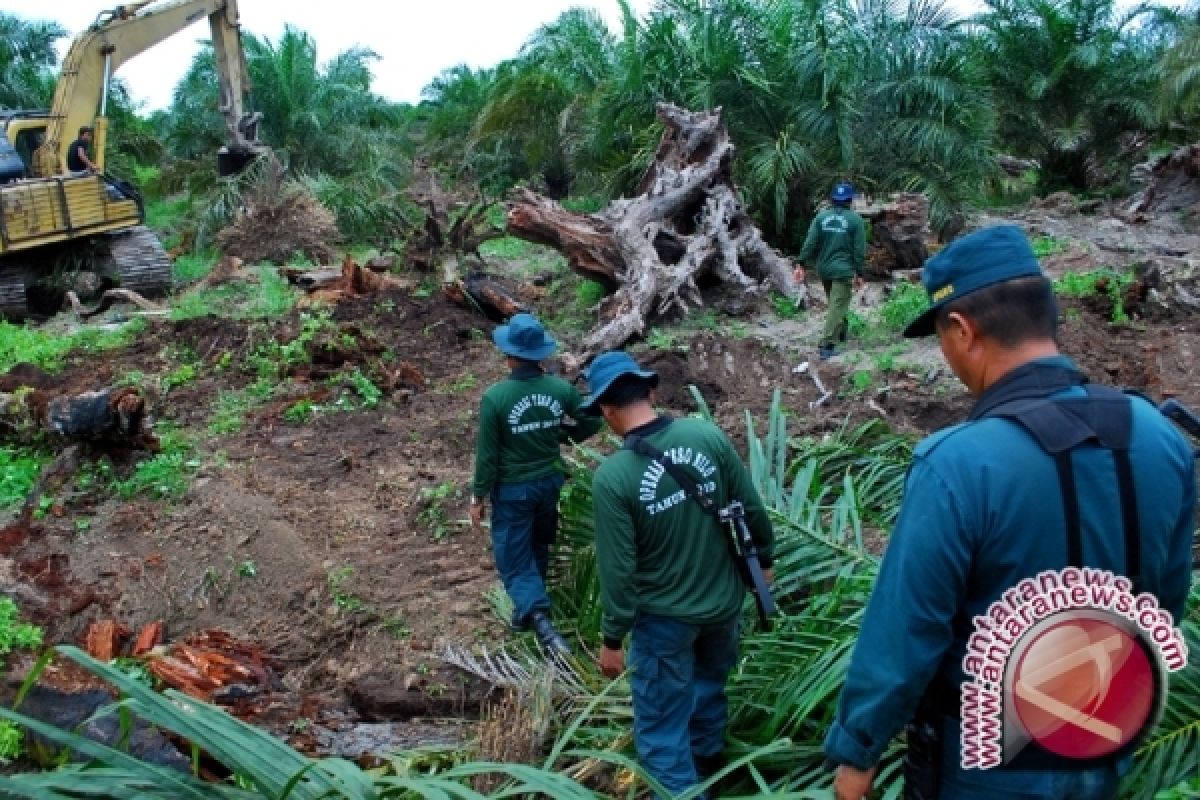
172,250,218,284
169,266,297,321
0,446,49,510
574,279,607,311
0,318,146,373
771,291,803,320
209,390,260,435
479,236,540,260
1053,268,1135,323
144,195,191,233
1031,235,1070,259
111,427,199,501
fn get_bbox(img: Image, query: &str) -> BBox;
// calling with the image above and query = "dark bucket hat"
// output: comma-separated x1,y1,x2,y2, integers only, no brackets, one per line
492,313,557,360
903,224,1044,338
579,351,659,413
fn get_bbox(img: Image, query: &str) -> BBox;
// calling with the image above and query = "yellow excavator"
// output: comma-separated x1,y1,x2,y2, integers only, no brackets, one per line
0,0,266,319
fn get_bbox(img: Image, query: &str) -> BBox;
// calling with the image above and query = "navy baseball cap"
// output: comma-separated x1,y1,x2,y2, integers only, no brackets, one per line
903,225,1045,338
831,182,855,202
579,351,659,412
493,313,557,360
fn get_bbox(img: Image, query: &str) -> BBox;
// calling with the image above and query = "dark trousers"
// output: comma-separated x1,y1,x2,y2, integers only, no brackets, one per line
628,613,740,800
489,472,564,626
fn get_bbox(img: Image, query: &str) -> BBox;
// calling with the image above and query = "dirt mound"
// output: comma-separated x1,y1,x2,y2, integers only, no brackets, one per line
217,184,339,266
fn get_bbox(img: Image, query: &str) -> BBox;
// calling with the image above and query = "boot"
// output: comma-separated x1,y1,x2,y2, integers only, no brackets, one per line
818,345,836,361
529,611,571,657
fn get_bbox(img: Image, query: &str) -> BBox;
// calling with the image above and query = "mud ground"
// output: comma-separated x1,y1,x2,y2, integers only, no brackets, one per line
3,201,1200,760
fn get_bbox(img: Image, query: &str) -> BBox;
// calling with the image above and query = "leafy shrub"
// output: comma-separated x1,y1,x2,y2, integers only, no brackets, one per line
574,279,607,311
1053,268,1135,323
0,598,43,761
879,281,929,332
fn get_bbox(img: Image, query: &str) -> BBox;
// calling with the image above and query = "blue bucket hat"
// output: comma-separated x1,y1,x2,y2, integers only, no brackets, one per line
492,313,557,360
903,224,1045,338
579,351,659,413
831,182,855,202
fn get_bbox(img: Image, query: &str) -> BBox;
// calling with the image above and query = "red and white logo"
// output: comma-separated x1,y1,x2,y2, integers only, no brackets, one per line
1009,613,1158,760
960,568,1188,769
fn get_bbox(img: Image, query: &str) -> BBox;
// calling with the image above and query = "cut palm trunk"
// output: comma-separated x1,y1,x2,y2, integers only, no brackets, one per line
0,386,158,450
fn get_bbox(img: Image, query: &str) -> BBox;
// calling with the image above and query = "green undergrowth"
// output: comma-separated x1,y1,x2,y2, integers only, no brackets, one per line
170,266,296,321
0,318,147,374
0,445,50,510
110,426,200,501
172,250,219,284
1031,235,1070,259
0,598,44,760
1053,267,1135,323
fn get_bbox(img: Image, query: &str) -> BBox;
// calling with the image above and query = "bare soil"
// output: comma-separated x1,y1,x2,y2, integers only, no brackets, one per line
3,201,1200,760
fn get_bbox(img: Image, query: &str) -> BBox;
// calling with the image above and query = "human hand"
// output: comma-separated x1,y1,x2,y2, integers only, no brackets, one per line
763,567,774,585
793,265,806,284
469,499,486,531
834,764,878,800
599,645,624,678
854,276,865,291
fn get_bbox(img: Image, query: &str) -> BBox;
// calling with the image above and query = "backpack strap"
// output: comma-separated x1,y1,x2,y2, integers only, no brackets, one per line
982,385,1142,593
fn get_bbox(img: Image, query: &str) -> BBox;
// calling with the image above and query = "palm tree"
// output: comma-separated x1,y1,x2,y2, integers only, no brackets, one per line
0,12,65,109
473,9,617,197
969,0,1161,192
1158,4,1200,130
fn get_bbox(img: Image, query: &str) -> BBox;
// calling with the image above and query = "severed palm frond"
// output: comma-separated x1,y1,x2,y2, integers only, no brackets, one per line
1121,586,1200,799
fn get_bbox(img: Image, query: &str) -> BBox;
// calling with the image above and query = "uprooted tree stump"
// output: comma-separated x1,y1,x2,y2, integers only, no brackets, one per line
216,155,340,265
506,103,802,368
858,193,931,274
403,162,506,283
1126,142,1200,218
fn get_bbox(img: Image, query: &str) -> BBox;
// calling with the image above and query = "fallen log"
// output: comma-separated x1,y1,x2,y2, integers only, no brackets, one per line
506,103,802,367
442,273,527,321
0,387,158,450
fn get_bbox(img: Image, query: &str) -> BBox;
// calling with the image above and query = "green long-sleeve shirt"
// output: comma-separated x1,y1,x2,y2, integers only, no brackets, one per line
471,365,604,499
798,206,867,280
591,415,775,646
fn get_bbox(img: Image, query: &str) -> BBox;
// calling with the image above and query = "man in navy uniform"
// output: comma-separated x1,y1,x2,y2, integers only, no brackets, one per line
823,225,1195,799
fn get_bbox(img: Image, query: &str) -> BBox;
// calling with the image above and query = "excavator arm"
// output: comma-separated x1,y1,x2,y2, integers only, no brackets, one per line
31,0,264,178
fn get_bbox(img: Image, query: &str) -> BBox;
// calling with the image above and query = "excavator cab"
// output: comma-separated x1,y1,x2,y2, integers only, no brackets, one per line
0,0,269,320
0,131,27,184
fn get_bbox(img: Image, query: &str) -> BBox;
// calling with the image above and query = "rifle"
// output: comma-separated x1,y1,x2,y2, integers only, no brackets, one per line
718,500,779,628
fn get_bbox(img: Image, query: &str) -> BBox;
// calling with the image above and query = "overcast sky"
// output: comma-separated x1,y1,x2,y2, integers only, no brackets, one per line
6,0,664,112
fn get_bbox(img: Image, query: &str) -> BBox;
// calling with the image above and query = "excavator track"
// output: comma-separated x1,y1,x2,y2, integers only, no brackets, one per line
105,225,173,297
0,264,30,320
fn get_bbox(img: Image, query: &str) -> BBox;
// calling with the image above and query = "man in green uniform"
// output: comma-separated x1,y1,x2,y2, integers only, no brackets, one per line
470,313,604,656
794,181,867,360
582,351,776,799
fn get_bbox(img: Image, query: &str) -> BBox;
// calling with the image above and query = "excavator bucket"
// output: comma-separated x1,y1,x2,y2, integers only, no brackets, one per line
217,146,259,177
